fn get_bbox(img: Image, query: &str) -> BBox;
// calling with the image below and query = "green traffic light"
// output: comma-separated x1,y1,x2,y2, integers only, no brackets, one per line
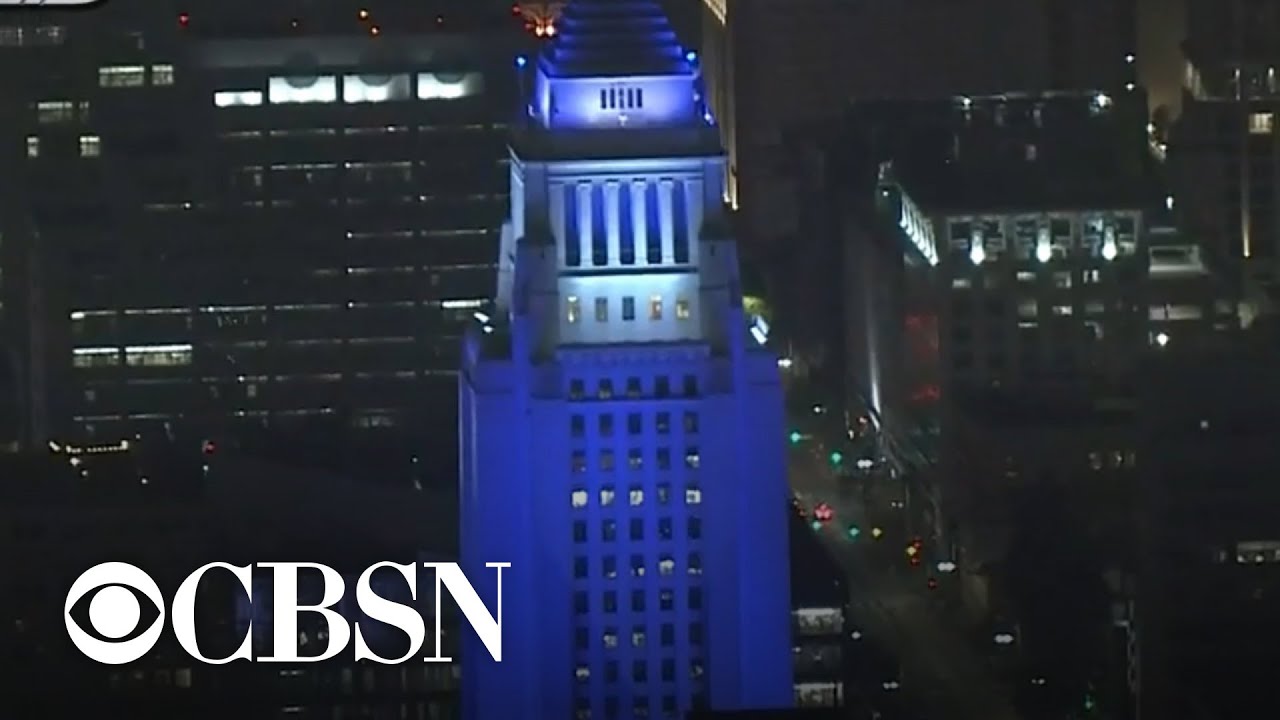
829,451,843,465
846,525,860,539
810,520,822,531
789,431,802,444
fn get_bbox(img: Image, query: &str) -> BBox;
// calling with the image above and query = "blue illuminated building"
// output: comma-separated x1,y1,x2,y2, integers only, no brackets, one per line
458,0,793,717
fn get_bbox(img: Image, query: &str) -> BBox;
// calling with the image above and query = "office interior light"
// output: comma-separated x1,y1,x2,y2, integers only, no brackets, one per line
417,72,483,100
1101,226,1118,261
1036,227,1052,263
343,74,411,104
268,76,338,104
969,239,986,265
214,90,263,107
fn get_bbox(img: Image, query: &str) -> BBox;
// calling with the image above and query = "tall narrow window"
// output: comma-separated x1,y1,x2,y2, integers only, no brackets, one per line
595,297,608,322
672,180,689,263
635,88,644,108
566,296,580,323
649,295,663,320
622,297,636,321
675,298,690,320
618,180,635,264
564,185,581,266
591,183,607,266
645,182,662,263
600,89,608,109
25,136,38,158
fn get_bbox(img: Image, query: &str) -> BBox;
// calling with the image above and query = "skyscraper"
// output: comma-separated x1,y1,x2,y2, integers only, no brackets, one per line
458,1,792,717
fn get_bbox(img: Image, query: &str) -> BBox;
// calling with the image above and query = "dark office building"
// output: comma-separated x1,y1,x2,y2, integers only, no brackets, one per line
1173,0,1280,301
0,1,525,454
0,438,460,719
1133,327,1280,720
698,0,1138,249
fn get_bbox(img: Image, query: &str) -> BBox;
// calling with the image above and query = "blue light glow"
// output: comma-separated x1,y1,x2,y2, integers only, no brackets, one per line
686,50,697,63
515,55,527,68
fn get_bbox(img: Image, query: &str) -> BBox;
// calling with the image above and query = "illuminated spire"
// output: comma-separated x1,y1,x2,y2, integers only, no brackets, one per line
539,0,693,78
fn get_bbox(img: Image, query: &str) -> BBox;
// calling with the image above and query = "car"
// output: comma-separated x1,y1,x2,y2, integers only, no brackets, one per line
813,502,834,522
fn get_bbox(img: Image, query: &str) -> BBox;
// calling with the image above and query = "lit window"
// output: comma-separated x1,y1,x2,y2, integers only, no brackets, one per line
603,556,617,578
567,296,580,323
571,489,588,508
575,665,590,681
36,100,74,124
629,487,643,506
658,557,675,576
600,487,615,506
1015,271,1035,283
684,448,700,469
951,278,971,289
685,487,702,505
417,71,483,100
268,76,338,104
1051,305,1073,316
344,73,412,103
124,344,192,367
25,136,38,158
632,628,646,647
0,27,22,46
622,296,636,321
675,298,690,320
98,65,146,88
595,297,608,321
1083,269,1101,284
1250,112,1274,135
72,347,119,368
79,135,101,158
603,630,618,649
214,90,263,107
649,295,663,320
1052,271,1072,289
151,64,175,86
688,553,703,575
631,555,645,577
628,449,643,470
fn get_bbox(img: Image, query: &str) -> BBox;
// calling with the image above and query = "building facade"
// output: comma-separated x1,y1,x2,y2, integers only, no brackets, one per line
698,0,1138,249
0,1,522,449
458,1,792,717
1173,0,1280,304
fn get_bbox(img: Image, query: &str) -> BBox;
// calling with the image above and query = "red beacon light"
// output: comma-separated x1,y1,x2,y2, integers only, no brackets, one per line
178,12,190,28
202,440,216,455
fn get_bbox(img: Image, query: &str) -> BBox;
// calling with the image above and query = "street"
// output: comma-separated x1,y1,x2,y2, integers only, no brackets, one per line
789,443,1020,720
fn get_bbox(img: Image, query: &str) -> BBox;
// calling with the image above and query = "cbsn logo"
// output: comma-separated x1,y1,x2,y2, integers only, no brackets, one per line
64,561,509,665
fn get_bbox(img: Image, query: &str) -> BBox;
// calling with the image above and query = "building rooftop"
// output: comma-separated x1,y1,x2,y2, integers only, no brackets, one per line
539,0,692,77
833,92,1161,214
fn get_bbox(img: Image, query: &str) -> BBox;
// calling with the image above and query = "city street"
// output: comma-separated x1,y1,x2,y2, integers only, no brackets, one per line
789,442,1019,720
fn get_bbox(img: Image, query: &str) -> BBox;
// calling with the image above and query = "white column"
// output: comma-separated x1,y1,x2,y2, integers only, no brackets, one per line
631,180,648,266
605,181,621,265
549,183,566,266
658,178,675,264
576,182,592,265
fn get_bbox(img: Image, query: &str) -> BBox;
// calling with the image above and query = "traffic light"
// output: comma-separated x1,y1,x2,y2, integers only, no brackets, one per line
829,451,843,465
846,524,860,539
810,520,822,532
789,431,802,444
871,526,884,539
926,577,938,590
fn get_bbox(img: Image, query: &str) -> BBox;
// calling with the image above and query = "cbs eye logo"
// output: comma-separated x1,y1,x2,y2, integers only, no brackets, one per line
64,562,166,665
